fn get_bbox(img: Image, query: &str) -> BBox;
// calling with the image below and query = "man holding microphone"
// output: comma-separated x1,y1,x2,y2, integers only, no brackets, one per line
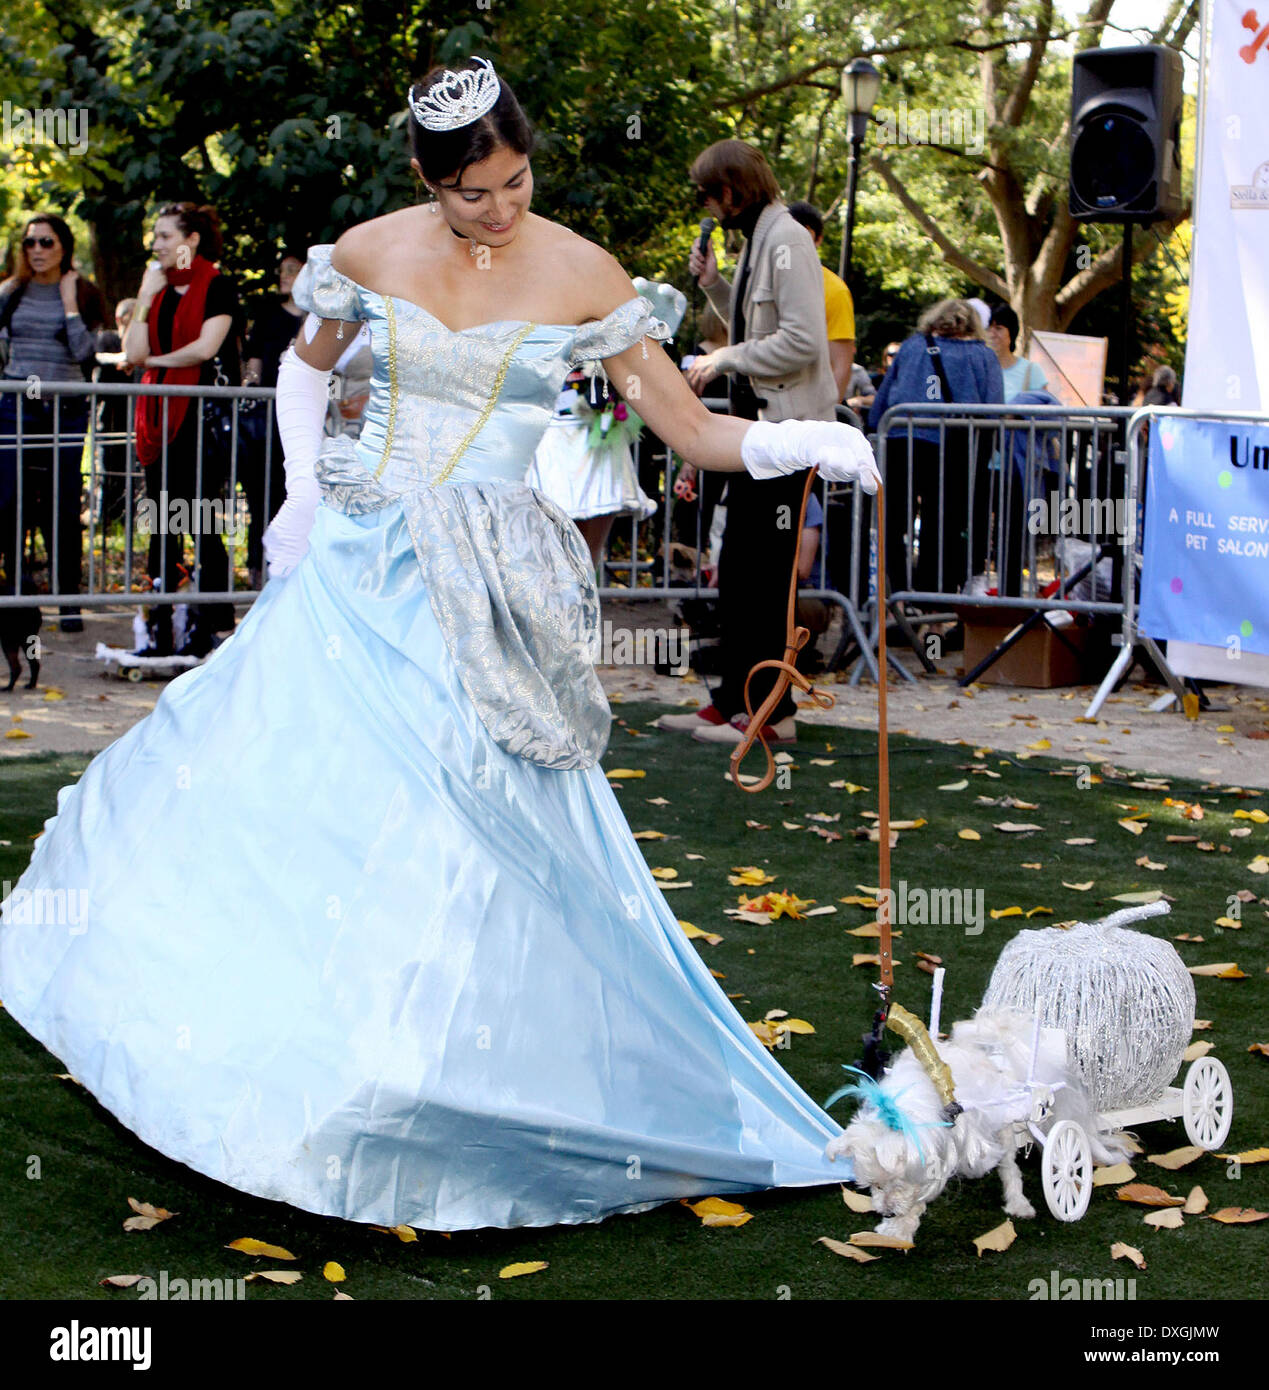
661,139,842,747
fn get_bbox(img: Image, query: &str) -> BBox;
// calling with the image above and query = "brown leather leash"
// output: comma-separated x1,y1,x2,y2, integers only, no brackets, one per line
728,466,835,794
728,471,894,996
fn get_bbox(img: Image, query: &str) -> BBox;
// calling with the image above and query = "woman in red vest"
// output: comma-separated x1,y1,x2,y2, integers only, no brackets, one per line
122,202,242,656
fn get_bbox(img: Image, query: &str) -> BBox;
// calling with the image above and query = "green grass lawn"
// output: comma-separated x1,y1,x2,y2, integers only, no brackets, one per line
1,708,1265,1301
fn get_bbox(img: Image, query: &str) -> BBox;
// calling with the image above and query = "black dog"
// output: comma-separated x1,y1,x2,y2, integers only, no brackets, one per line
1,584,42,691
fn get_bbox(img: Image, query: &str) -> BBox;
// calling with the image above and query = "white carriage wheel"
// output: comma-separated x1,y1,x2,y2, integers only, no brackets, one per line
1042,1120,1093,1222
1183,1056,1233,1150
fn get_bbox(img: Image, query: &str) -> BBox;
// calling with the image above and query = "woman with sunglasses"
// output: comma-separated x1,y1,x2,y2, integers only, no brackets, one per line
0,214,106,625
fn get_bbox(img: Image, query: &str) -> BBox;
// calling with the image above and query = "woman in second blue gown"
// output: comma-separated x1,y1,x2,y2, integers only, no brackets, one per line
0,57,880,1232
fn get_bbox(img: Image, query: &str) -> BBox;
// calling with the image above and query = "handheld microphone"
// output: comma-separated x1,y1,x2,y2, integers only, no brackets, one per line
695,217,715,265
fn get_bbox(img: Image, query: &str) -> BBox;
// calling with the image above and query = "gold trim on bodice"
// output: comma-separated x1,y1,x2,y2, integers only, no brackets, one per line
374,297,401,480
432,321,538,488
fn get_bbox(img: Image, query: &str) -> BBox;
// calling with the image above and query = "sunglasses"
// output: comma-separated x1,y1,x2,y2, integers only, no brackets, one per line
23,236,57,249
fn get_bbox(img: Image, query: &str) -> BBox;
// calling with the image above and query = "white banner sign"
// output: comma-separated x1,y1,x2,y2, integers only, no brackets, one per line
1183,0,1269,413
1170,0,1269,685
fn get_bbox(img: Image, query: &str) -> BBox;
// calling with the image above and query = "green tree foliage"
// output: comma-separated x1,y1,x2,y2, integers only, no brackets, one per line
0,0,1195,383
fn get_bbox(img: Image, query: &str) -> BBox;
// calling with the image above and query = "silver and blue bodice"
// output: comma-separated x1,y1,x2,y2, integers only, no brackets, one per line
291,244,673,771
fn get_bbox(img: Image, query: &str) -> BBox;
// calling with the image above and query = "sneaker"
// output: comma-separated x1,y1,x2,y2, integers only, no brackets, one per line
693,714,797,745
655,704,729,733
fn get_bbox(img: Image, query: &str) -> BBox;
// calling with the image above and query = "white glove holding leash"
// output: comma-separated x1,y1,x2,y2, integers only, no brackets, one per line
741,418,881,493
262,340,330,579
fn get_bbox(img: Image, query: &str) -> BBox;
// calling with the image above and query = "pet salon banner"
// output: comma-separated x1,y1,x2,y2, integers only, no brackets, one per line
1138,416,1269,658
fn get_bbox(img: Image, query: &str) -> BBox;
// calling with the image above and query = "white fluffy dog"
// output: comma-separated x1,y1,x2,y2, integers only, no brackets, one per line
825,1008,1130,1242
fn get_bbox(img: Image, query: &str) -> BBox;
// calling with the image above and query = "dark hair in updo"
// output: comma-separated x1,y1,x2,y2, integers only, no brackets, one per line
407,58,537,187
155,202,224,262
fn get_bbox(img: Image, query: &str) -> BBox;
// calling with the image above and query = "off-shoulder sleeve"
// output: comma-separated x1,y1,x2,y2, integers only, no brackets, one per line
567,294,674,368
291,244,367,323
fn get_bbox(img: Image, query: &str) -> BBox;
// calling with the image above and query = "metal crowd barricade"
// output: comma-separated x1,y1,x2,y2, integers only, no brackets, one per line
0,380,275,610
869,401,1137,686
1084,404,1269,719
4,382,883,692
597,398,884,681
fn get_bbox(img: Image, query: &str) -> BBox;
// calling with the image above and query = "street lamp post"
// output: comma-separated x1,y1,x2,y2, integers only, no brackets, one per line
838,58,881,285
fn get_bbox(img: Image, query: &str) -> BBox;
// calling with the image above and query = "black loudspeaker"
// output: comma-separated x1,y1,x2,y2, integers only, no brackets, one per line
1069,44,1183,223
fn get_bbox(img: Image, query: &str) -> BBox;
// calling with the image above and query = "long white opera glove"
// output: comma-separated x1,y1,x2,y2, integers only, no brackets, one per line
262,345,332,578
741,418,881,494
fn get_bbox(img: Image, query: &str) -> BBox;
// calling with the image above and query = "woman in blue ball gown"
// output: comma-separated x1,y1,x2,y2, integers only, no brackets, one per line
0,58,879,1231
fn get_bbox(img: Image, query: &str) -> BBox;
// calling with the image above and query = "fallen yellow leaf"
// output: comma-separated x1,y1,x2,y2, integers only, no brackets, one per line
1183,1186,1208,1214
729,866,776,886
1205,1208,1267,1224
649,867,678,880
1187,963,1247,978
1118,819,1146,835
225,1238,297,1260
605,768,646,780
1063,881,1095,891
972,1219,1017,1256
1092,1163,1136,1186
1214,1147,1269,1164
841,1186,873,1213
1116,1184,1185,1207
323,1262,346,1283
1144,1207,1184,1229
1182,1040,1214,1061
849,1231,913,1250
244,1270,303,1285
957,829,981,840
499,1261,550,1277
817,1236,879,1262
1147,1145,1205,1171
1110,1242,1146,1270
683,1197,749,1221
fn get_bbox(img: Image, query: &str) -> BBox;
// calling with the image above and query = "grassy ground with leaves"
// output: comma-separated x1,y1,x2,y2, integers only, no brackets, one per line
0,710,1265,1301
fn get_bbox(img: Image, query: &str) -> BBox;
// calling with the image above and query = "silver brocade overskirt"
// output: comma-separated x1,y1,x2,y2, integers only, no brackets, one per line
316,433,610,770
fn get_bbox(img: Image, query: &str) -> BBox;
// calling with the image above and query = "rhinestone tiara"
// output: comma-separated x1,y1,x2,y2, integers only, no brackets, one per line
408,57,501,132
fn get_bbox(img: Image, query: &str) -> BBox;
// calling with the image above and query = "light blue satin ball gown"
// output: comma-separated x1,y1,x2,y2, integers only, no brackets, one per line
0,245,851,1231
